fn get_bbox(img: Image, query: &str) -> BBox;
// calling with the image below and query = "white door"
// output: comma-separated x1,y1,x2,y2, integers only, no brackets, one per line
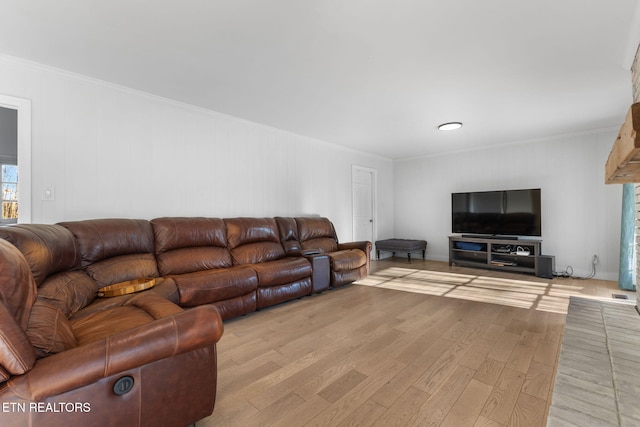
352,166,375,246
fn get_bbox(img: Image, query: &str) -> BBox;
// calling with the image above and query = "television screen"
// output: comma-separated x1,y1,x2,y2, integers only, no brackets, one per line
451,189,542,237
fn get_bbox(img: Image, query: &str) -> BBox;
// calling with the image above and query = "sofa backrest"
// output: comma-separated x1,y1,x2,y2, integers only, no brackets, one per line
0,239,37,381
59,219,159,287
0,224,99,358
275,217,302,255
224,218,285,265
296,217,339,254
0,224,81,287
151,217,233,275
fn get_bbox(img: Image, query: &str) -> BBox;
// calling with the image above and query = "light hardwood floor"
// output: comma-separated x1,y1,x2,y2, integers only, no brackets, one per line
197,259,635,427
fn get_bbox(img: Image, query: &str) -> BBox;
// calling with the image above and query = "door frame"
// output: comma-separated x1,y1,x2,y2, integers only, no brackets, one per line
351,165,377,251
0,94,31,223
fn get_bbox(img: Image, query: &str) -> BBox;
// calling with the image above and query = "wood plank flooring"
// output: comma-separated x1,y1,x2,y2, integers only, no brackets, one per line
196,259,636,427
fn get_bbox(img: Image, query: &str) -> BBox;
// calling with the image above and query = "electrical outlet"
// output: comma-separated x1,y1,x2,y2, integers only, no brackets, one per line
593,254,599,265
42,186,55,201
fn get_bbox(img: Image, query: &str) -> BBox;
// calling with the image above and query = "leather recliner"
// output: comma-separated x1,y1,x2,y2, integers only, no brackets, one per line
151,217,258,320
294,217,371,287
224,217,313,309
0,225,223,427
276,217,371,288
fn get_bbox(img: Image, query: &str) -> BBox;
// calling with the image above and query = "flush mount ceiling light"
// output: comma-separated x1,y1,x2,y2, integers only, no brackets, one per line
438,122,463,131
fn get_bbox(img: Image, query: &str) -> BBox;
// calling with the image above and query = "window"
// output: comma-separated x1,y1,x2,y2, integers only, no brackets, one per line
1,164,18,223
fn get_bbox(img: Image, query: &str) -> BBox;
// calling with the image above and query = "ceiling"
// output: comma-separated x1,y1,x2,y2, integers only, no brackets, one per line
0,0,638,159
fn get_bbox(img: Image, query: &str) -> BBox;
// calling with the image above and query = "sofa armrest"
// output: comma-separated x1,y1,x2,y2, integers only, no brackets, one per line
283,249,321,257
7,305,223,401
338,241,372,254
338,241,372,274
301,249,321,256
305,254,330,293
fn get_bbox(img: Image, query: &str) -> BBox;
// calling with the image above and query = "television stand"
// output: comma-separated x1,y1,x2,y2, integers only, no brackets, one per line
449,235,543,276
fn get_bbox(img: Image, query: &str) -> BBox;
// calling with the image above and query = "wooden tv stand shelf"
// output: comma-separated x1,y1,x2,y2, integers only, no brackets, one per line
448,236,542,275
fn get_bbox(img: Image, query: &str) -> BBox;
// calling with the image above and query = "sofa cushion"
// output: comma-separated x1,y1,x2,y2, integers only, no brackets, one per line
0,239,37,379
149,277,180,304
0,303,36,380
26,300,77,358
152,217,233,275
275,217,302,255
225,218,285,265
0,226,105,333
71,306,155,346
172,266,258,307
0,224,81,287
0,239,37,329
152,217,228,252
123,291,184,319
37,271,98,318
69,293,137,319
86,253,159,288
70,291,183,346
296,217,339,253
251,258,312,287
59,219,155,265
158,246,233,275
69,283,182,321
60,219,159,287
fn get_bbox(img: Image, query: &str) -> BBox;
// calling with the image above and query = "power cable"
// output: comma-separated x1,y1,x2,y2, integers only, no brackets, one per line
554,255,598,280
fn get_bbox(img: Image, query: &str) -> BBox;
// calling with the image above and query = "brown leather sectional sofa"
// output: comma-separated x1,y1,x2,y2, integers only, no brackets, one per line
0,216,370,426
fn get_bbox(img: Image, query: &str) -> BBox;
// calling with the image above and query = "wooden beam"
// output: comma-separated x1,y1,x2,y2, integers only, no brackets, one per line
605,103,640,184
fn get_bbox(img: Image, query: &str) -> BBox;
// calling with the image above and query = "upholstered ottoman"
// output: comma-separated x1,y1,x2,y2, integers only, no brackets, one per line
375,239,427,262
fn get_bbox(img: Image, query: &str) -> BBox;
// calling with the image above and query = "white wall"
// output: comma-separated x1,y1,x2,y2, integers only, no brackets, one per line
0,52,622,279
0,54,394,243
394,131,622,280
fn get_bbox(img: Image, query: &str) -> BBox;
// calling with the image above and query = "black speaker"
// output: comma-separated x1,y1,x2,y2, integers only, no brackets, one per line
536,255,555,279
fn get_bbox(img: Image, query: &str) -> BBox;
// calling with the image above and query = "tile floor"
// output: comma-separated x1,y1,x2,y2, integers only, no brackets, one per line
548,297,640,426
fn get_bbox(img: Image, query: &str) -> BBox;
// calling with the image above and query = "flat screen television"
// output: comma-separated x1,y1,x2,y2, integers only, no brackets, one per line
451,189,542,237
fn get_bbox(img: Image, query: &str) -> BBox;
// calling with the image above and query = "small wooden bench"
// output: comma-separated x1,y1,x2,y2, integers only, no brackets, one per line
375,239,427,262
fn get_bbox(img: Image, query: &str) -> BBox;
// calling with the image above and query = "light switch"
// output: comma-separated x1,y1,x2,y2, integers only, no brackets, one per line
42,186,55,201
